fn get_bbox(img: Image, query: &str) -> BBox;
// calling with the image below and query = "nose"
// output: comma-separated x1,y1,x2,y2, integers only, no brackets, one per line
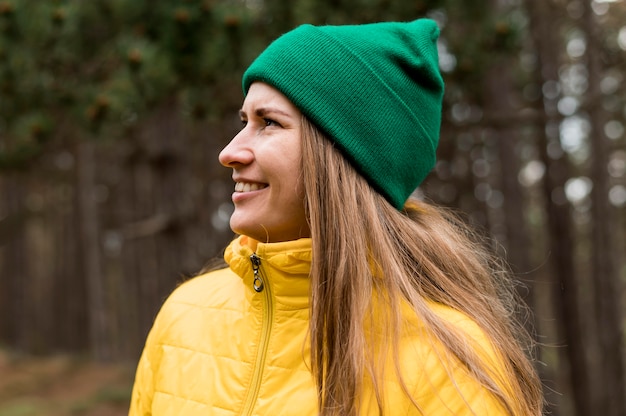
219,129,253,168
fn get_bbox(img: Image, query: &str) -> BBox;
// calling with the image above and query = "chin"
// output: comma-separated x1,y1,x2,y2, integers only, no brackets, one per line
230,219,262,241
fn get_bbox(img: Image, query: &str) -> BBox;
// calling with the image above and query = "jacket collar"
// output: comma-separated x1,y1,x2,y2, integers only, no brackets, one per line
224,235,312,310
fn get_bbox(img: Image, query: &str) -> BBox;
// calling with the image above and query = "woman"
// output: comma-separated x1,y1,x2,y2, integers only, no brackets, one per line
129,19,544,415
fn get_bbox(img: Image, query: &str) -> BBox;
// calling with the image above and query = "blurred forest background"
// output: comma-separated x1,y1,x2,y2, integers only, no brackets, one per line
0,0,624,415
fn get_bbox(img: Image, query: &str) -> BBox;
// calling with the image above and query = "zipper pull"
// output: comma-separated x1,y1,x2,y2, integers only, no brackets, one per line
250,253,264,292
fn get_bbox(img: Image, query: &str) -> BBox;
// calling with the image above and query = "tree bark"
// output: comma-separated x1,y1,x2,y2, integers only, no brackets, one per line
53,178,88,352
525,0,591,414
75,140,110,361
581,2,626,414
0,175,28,349
484,54,535,307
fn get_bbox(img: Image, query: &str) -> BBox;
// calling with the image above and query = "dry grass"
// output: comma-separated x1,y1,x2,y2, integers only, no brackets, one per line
0,349,135,416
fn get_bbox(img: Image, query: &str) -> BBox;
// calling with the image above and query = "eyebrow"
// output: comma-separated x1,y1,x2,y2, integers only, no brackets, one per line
239,107,293,119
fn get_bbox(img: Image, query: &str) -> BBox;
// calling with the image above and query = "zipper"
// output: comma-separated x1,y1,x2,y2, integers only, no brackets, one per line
241,253,274,415
251,254,264,292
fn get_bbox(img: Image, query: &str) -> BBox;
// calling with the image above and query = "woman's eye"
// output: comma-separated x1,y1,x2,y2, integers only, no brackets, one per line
263,118,279,127
240,119,248,128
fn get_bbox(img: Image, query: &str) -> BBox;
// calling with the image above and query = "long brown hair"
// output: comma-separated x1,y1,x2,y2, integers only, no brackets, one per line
300,116,543,415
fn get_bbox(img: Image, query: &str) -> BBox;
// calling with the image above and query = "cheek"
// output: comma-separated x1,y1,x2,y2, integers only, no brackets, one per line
271,164,305,213
271,149,302,190
274,174,304,208
287,161,305,199
263,136,303,204
290,173,308,219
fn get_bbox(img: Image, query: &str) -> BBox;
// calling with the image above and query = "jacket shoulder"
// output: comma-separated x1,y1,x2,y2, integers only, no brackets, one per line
146,267,245,339
164,267,243,309
399,303,509,415
130,267,250,414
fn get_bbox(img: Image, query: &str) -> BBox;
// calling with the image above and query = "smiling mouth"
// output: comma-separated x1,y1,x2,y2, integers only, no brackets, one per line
234,182,268,193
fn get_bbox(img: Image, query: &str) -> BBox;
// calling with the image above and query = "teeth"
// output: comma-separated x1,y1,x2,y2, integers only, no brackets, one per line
235,182,267,192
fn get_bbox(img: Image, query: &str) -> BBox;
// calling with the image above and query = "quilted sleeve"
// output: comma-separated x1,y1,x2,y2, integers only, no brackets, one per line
128,335,156,416
409,310,513,415
412,347,510,415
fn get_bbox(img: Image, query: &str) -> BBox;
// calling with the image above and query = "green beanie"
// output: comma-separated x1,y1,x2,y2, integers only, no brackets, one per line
242,19,444,210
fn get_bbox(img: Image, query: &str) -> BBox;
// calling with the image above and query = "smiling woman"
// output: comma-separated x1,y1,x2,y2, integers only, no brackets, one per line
129,19,544,416
219,83,309,243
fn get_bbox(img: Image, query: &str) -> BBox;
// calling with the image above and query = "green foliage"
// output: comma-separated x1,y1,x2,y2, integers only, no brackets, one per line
438,1,526,103
0,0,258,169
0,0,524,170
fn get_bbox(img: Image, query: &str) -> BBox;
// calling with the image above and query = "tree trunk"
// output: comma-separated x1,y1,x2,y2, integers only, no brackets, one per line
525,0,591,414
0,175,28,349
75,140,110,361
53,177,88,352
582,2,626,414
483,53,535,310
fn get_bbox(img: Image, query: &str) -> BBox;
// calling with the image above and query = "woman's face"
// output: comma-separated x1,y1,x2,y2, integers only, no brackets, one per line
219,82,310,243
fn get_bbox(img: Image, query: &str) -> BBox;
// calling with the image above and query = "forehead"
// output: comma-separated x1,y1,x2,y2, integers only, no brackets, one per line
243,82,301,115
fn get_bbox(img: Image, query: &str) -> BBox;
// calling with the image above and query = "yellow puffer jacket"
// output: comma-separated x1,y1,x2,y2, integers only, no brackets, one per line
129,236,512,415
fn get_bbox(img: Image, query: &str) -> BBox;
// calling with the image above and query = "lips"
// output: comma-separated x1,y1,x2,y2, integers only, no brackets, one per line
234,182,268,192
